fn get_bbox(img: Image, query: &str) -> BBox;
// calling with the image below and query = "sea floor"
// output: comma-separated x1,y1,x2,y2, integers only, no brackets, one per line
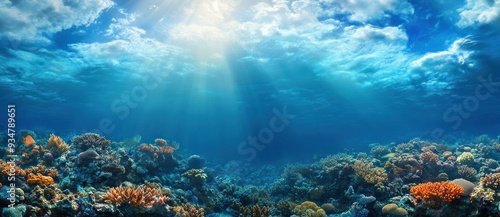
1,130,499,217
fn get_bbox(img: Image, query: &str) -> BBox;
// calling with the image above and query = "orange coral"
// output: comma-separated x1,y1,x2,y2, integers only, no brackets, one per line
139,143,155,153
27,173,55,185
0,160,26,177
100,185,169,208
23,135,35,146
25,165,59,178
410,182,463,209
157,145,175,154
139,142,176,156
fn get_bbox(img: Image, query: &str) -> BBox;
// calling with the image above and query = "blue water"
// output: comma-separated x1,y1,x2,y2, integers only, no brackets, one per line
1,0,500,164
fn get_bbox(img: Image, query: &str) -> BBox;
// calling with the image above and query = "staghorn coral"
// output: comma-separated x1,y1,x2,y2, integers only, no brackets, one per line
173,203,205,217
480,173,500,189
457,152,474,165
410,181,464,209
100,185,169,208
47,134,70,156
157,145,175,154
27,173,55,185
252,204,269,217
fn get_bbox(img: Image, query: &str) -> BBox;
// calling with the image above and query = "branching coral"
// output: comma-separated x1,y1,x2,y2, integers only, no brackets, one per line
139,140,176,157
353,161,387,184
480,173,500,189
27,173,55,185
47,134,69,156
173,203,205,217
100,185,169,208
410,181,464,209
0,160,26,177
25,165,59,178
252,204,269,217
71,133,110,151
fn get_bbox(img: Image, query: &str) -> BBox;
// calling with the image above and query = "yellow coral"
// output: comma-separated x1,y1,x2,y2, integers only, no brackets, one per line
457,152,474,165
27,173,55,185
183,169,207,185
47,134,70,155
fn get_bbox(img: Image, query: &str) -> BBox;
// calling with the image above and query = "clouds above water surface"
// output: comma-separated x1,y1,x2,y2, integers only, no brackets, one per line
0,0,499,139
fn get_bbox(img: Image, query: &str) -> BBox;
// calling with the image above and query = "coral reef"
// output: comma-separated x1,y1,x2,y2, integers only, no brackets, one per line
100,185,169,208
2,131,500,216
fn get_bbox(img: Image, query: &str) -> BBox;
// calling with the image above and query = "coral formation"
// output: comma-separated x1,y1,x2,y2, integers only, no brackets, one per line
100,185,169,207
480,173,500,189
173,203,205,217
27,173,55,185
46,134,70,156
410,181,464,209
457,152,474,165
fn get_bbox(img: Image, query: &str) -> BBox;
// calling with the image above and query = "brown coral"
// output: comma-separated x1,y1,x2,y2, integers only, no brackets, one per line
480,173,500,189
353,161,387,184
27,173,55,185
252,204,269,217
173,203,205,217
100,185,169,208
25,165,59,178
0,160,26,177
47,134,70,156
419,151,438,164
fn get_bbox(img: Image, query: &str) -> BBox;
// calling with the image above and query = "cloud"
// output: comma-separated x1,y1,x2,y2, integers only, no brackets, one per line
328,0,414,22
409,38,477,93
0,0,114,42
457,0,500,27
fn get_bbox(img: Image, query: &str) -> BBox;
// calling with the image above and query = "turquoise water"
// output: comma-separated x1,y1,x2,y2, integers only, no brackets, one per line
1,1,500,216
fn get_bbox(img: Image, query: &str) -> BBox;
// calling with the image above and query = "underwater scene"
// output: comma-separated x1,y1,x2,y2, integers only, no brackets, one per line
1,0,500,216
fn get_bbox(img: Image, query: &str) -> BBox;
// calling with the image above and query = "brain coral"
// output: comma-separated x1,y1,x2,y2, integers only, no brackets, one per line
457,152,474,165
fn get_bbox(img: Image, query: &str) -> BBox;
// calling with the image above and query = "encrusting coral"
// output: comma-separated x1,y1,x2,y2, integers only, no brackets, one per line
27,173,55,185
100,185,169,208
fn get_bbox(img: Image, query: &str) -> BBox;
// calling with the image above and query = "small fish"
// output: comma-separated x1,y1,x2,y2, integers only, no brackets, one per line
23,135,35,146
